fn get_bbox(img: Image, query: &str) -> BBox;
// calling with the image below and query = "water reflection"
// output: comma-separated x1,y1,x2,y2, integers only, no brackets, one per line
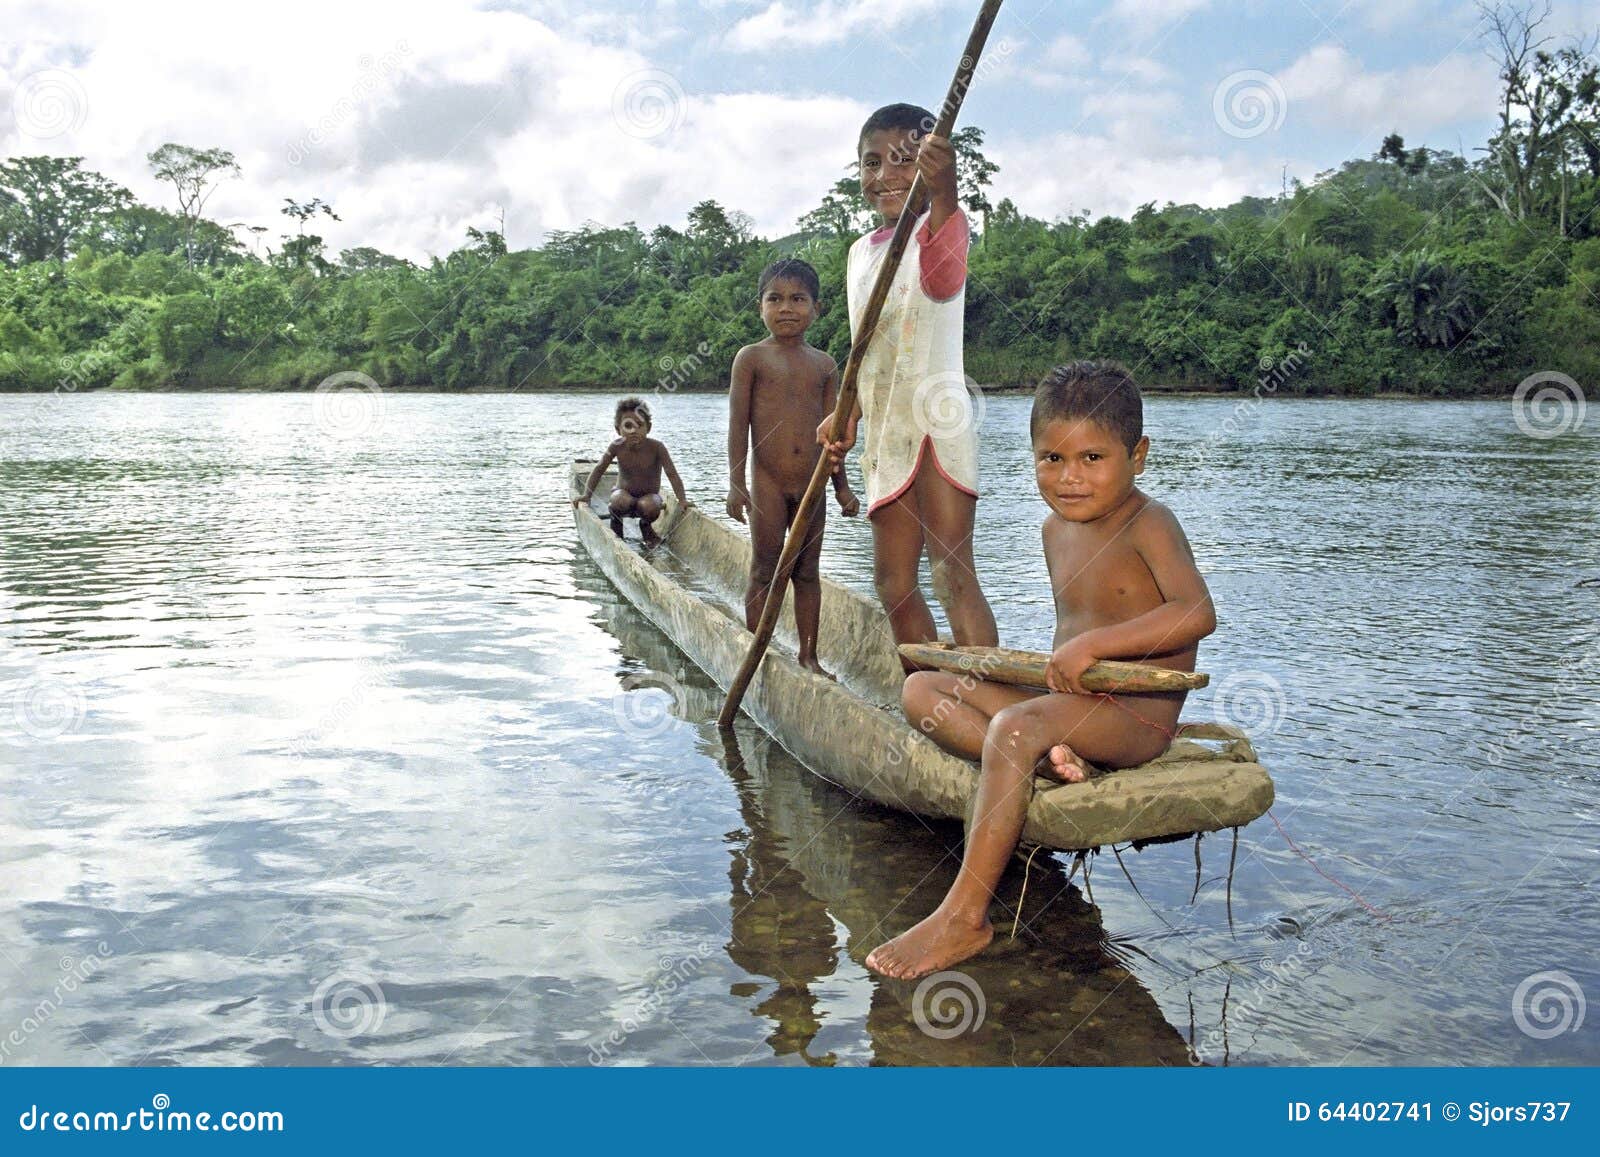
597,590,1195,1066
4,392,1596,1066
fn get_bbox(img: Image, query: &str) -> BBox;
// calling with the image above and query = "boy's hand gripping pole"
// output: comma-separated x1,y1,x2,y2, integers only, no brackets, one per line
718,0,1005,729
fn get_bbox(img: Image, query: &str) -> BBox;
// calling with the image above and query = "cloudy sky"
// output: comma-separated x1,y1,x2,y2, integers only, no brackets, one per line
1,0,1595,261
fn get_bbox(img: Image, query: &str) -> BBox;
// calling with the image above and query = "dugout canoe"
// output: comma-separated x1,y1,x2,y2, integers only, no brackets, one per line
571,460,1274,851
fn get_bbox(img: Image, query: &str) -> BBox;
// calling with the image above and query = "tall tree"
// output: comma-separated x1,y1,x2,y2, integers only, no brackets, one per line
280,197,341,270
1476,3,1600,227
951,126,1000,235
147,143,239,268
0,156,131,266
795,173,873,242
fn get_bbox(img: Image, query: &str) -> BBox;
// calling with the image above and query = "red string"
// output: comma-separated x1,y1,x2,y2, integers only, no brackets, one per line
1081,693,1392,922
1093,691,1178,739
1268,808,1391,920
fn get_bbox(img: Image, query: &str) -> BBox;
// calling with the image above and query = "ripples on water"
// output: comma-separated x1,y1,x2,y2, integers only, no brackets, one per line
1,392,1596,1065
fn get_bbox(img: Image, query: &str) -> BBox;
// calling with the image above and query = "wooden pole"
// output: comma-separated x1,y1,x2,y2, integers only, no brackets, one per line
896,642,1210,693
718,0,1005,728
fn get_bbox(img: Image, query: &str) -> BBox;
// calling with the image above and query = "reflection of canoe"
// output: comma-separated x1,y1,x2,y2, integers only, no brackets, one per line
571,461,1273,851
589,597,1195,1066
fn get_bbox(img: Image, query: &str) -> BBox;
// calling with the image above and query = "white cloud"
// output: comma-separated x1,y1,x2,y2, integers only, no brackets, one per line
994,124,1284,221
0,0,871,259
1101,0,1212,35
723,0,951,52
1106,55,1173,85
1277,44,1499,136
1079,89,1183,149
1045,34,1091,68
1338,0,1451,34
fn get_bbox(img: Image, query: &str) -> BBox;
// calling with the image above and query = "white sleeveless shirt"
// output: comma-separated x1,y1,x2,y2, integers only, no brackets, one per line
846,210,980,514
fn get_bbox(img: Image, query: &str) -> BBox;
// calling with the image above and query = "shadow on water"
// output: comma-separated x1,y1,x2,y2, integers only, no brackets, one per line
593,584,1197,1066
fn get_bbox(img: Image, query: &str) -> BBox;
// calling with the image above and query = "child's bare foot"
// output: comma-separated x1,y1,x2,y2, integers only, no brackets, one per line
865,910,994,979
1038,742,1089,784
640,520,660,545
609,515,625,539
798,654,836,681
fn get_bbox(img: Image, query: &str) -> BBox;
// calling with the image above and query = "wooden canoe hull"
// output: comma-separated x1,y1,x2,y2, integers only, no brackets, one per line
571,461,1274,851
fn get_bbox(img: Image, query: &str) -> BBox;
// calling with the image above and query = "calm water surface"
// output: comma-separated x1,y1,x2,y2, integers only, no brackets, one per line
1,391,1596,1065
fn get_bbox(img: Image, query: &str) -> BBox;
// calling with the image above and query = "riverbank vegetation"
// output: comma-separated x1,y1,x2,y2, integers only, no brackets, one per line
2,4,1595,395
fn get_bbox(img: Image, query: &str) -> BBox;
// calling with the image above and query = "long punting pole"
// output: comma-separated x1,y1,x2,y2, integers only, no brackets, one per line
718,0,1006,728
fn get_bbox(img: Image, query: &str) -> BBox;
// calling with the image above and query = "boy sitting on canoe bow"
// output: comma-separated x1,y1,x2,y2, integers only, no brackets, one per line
866,362,1217,980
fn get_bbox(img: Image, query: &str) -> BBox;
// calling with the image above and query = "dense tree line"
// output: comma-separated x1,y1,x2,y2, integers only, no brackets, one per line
2,4,1596,396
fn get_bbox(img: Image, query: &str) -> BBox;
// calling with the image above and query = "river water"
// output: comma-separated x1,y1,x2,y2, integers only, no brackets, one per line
1,390,1595,1066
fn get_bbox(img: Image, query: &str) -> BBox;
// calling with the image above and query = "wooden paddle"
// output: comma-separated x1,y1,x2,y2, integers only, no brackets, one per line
718,0,1006,728
897,642,1208,693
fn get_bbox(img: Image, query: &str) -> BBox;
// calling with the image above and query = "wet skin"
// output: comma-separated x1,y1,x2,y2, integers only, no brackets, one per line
574,414,688,542
868,417,1216,979
728,276,858,672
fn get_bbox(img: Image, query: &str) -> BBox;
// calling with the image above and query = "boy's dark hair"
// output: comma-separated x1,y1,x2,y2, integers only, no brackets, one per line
1031,361,1143,452
757,258,820,301
858,103,936,153
615,396,651,428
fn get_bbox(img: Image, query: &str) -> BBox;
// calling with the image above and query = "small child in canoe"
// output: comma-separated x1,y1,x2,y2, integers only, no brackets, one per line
727,258,860,676
573,397,689,545
817,103,998,652
867,362,1217,979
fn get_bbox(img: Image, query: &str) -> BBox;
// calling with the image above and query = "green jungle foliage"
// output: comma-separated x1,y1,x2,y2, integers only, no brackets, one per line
2,20,1596,396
